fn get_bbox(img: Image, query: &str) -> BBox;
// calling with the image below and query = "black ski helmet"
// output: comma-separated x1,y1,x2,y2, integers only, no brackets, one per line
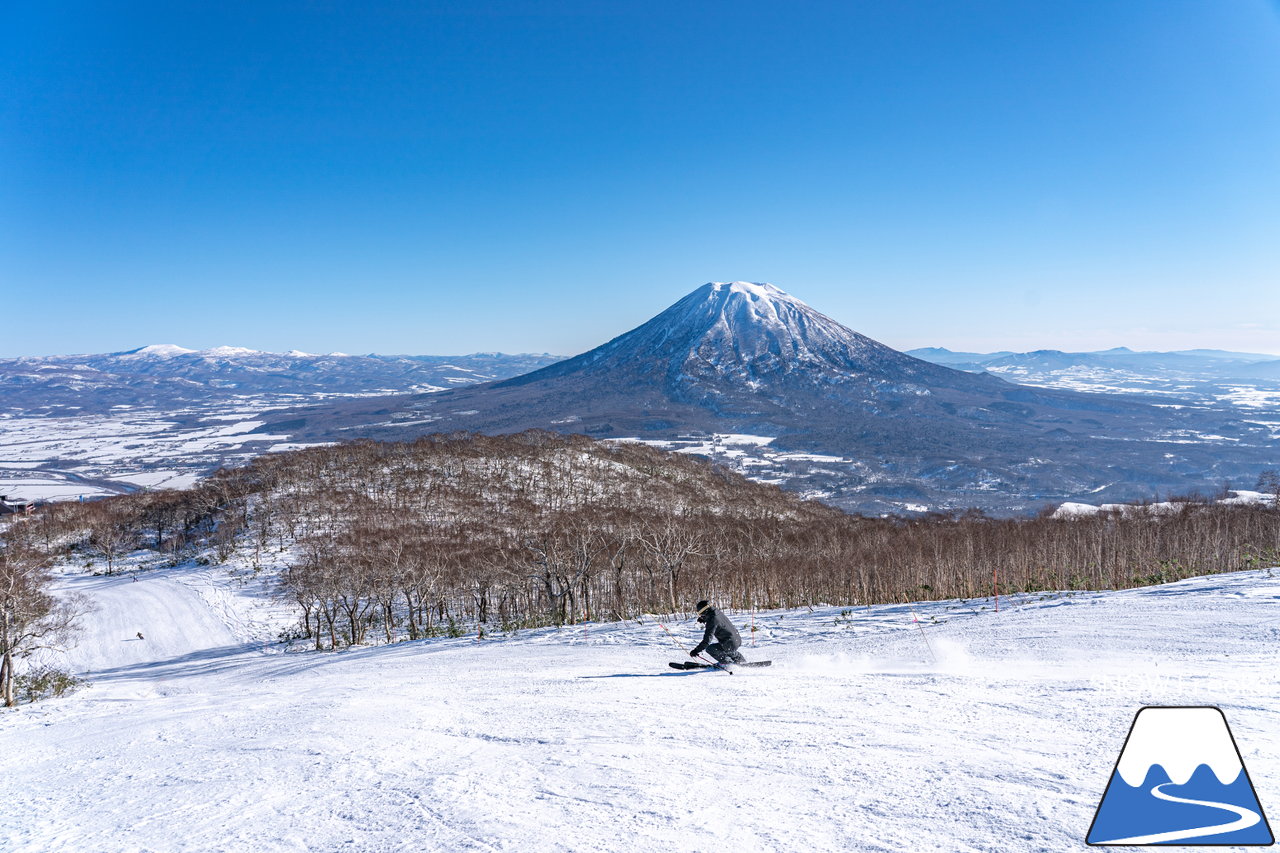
695,600,711,615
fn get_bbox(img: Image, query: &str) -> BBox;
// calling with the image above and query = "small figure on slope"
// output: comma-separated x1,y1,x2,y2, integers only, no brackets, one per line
690,599,746,666
136,632,144,641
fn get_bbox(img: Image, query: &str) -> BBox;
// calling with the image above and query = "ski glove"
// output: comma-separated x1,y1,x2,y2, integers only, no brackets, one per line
689,649,699,658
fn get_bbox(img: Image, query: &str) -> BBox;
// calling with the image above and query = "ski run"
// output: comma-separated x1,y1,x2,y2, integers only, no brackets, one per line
3,561,1280,852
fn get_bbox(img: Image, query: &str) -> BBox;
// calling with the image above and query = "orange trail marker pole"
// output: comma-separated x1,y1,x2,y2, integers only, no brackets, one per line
904,596,937,665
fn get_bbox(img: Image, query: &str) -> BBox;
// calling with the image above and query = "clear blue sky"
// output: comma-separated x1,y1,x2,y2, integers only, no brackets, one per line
3,1,1278,357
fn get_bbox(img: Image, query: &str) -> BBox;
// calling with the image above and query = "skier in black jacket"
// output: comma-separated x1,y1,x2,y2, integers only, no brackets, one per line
690,599,746,665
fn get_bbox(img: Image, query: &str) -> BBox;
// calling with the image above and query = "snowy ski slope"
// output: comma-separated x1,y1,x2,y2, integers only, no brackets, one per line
3,564,1279,852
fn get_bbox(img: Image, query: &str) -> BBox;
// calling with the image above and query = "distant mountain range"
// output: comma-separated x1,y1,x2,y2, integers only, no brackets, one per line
5,285,1277,515
907,346,1280,396
260,282,1279,515
909,346,1280,366
0,347,563,414
911,343,1280,404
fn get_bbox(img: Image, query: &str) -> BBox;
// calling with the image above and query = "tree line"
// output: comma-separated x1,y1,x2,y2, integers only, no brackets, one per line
8,432,1280,656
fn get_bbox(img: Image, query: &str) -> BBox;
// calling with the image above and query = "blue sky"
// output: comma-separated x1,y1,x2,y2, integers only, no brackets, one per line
3,1,1278,357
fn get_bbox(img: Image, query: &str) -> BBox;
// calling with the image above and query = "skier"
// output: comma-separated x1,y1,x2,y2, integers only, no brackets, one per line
136,632,144,641
690,599,746,666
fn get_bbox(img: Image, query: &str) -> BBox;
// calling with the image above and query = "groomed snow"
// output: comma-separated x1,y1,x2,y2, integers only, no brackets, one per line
3,567,1280,852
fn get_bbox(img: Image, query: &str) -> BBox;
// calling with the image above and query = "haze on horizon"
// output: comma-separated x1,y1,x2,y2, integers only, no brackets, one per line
3,2,1278,359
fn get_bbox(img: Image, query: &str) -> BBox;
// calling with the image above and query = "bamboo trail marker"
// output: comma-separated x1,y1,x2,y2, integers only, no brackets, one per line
905,597,937,666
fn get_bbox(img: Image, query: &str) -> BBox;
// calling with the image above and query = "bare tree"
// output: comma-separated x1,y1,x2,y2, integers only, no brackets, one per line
637,519,704,615
86,504,137,574
1257,470,1280,508
0,529,86,706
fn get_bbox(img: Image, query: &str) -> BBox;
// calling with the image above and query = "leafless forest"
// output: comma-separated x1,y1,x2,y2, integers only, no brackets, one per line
12,431,1280,651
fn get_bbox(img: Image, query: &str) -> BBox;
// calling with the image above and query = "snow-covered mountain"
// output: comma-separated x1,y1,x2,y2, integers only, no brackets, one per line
7,283,1276,514
273,282,1278,514
0,347,564,414
500,281,1000,399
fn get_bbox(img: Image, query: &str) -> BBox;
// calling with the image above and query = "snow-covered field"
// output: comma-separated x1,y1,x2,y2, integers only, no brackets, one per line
4,565,1280,852
612,433,882,502
0,405,316,500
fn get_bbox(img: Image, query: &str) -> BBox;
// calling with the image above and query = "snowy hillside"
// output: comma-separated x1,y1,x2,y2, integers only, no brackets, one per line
4,561,1280,851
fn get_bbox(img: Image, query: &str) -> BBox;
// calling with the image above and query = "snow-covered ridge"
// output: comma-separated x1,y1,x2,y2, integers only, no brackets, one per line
117,344,197,358
200,346,261,357
103,346,556,361
117,344,268,359
1116,707,1244,786
115,344,349,359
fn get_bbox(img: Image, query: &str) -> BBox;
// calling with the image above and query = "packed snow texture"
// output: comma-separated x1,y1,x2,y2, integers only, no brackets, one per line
3,565,1280,852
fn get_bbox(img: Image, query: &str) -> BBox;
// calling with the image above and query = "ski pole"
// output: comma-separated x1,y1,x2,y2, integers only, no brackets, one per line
657,619,719,667
656,620,685,651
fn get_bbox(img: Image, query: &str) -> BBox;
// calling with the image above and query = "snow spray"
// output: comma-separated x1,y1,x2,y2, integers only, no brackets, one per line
790,640,970,676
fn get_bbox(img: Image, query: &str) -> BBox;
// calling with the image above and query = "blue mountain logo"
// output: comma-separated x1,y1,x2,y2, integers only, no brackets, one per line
1088,706,1273,846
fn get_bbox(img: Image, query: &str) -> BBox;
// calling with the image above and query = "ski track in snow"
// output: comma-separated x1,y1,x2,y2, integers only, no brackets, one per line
4,567,1280,852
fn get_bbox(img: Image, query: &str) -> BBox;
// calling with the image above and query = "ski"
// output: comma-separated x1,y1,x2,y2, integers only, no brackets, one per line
668,660,771,671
